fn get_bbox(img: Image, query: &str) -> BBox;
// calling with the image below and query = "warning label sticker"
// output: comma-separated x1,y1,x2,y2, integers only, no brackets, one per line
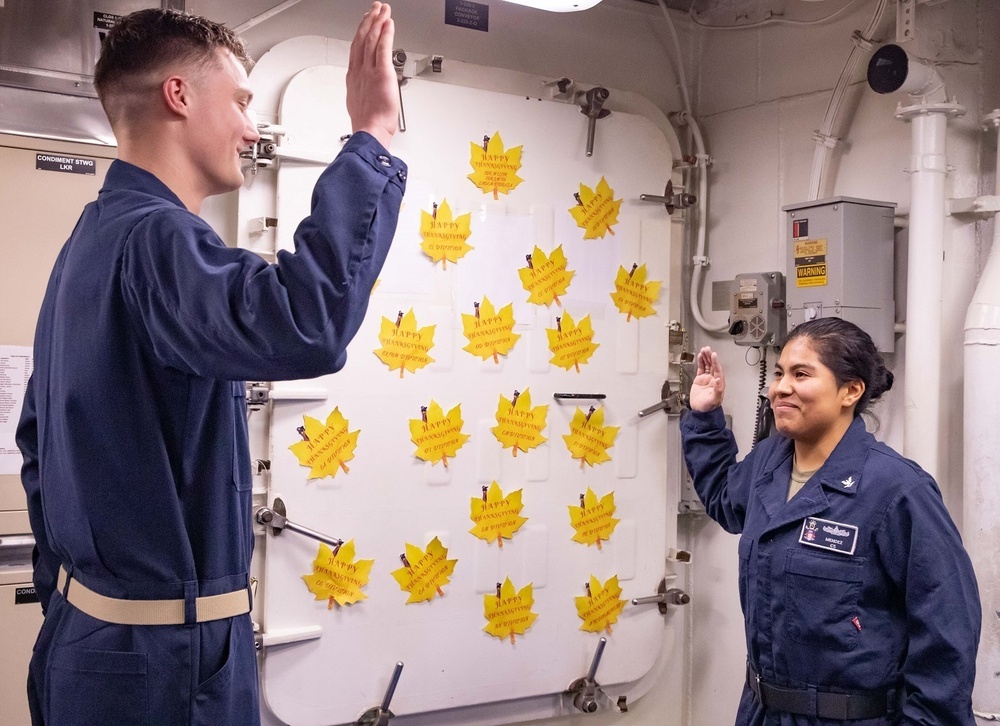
796,264,827,286
794,239,828,287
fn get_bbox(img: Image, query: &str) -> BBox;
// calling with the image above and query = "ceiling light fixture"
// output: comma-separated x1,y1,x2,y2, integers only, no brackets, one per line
501,0,603,12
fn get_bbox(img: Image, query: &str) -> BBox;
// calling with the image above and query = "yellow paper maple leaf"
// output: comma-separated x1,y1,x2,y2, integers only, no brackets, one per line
563,406,619,468
409,400,470,467
518,245,574,307
461,296,521,363
546,311,599,372
469,481,528,547
491,388,548,457
568,487,620,549
420,199,473,268
288,407,360,479
568,176,623,239
483,577,538,643
374,309,436,377
302,540,373,608
390,537,458,604
575,575,627,634
610,263,663,321
468,131,524,200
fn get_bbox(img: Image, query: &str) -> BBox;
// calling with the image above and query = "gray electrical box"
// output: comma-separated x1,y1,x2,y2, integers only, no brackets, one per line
781,196,896,352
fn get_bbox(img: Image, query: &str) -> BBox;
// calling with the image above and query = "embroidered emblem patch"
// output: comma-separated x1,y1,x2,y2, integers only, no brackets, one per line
799,517,858,555
841,476,855,489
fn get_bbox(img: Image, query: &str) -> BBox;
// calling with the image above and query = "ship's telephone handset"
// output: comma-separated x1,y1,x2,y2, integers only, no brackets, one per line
752,351,773,448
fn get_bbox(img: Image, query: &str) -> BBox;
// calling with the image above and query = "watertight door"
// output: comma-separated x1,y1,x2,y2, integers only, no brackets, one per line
240,36,684,726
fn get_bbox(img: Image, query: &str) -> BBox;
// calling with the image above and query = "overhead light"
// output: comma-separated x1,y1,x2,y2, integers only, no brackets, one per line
867,44,945,99
501,0,603,11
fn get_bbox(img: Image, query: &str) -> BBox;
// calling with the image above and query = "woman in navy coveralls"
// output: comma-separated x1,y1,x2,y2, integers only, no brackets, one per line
681,318,980,725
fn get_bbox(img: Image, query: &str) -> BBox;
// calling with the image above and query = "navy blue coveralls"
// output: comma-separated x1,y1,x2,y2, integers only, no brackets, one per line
16,131,405,725
681,407,980,725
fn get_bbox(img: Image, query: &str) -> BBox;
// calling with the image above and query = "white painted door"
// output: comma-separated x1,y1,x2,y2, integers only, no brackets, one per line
241,38,684,726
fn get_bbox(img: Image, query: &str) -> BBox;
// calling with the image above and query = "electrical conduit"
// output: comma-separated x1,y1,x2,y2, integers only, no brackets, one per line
656,0,726,333
806,0,890,201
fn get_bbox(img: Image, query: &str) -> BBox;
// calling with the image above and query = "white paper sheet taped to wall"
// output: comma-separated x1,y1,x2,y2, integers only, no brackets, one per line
0,345,33,475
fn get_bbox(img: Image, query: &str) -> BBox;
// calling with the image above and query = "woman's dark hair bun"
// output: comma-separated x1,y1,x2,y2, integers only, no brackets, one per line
880,367,895,396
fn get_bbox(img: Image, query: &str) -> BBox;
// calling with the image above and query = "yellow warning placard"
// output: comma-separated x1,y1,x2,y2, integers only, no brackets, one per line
793,238,828,288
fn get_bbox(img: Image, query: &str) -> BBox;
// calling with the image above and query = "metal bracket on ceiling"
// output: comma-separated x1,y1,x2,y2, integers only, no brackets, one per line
896,0,915,43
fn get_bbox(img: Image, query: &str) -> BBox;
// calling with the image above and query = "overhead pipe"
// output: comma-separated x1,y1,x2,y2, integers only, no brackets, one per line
964,109,1000,723
868,45,965,482
806,0,891,201
233,0,308,35
655,0,726,333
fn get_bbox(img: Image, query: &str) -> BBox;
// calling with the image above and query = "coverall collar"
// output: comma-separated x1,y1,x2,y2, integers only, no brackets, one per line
102,159,187,210
753,416,873,533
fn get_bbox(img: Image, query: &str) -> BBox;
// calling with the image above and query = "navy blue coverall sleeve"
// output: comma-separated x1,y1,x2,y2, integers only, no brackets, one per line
14,376,60,613
875,480,981,724
120,131,404,382
680,407,750,534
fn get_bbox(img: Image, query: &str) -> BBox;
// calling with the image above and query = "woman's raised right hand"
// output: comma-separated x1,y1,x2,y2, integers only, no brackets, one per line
689,346,726,412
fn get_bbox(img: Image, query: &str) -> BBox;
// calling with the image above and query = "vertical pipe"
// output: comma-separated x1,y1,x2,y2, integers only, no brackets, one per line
902,111,948,481
964,113,1000,720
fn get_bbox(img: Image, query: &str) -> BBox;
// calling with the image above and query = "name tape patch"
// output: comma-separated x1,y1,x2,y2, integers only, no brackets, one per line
799,516,858,555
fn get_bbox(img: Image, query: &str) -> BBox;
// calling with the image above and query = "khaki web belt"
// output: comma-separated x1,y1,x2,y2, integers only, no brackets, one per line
58,567,251,625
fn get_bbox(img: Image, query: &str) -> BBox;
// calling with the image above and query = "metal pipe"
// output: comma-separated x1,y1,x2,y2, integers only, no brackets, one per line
806,0,891,201
900,108,953,481
655,0,726,333
964,109,1000,721
233,0,308,35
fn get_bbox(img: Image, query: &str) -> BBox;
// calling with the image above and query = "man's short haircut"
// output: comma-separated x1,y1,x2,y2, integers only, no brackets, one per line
93,8,252,128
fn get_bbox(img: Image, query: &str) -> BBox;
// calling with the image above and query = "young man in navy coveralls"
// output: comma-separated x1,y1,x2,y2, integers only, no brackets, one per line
16,3,404,723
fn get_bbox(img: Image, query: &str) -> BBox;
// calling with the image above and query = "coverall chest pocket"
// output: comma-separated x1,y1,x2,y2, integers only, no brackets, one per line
231,381,251,492
784,550,865,652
